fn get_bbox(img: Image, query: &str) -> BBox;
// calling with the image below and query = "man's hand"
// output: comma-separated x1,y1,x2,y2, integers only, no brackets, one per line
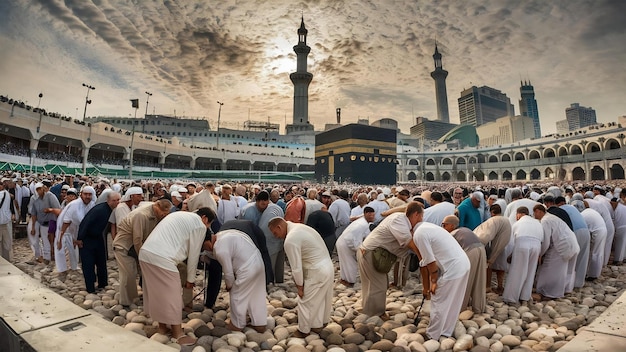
57,238,63,250
225,285,232,292
184,281,194,289
30,226,36,236
297,284,304,298
430,281,438,295
422,287,431,300
74,240,83,249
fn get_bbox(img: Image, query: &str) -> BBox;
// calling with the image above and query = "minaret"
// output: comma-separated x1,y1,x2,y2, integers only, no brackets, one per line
286,16,314,134
430,43,450,123
519,80,541,138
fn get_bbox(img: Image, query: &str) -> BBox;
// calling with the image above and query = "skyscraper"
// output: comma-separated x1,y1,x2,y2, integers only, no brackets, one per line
519,81,541,138
565,103,597,130
430,44,450,123
458,86,515,127
286,17,314,134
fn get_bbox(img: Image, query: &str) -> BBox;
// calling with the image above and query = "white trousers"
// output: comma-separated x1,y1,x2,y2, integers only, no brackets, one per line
28,222,51,260
336,237,358,283
54,232,79,273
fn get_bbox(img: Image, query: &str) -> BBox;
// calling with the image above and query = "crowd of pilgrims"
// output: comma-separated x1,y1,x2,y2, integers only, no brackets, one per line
1,173,625,345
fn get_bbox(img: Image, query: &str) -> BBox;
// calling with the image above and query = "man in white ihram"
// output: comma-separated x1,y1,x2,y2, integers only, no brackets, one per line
209,228,268,333
268,216,333,338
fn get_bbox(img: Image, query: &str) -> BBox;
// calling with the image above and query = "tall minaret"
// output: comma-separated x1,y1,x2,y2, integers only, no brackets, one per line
430,43,450,123
286,16,314,134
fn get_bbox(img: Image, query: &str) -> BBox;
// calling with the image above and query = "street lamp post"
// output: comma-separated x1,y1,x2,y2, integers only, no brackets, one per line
144,91,152,132
216,101,224,149
82,83,95,121
36,93,43,133
144,91,152,117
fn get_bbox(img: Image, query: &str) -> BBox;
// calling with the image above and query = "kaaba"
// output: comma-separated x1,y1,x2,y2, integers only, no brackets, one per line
315,124,396,184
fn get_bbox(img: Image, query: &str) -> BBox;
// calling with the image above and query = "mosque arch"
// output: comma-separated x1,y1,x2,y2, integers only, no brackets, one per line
442,158,452,165
456,157,466,165
558,147,568,156
457,171,466,182
571,145,582,155
442,172,451,181
408,159,418,165
489,155,498,163
591,165,604,180
514,152,525,161
408,171,417,181
503,171,512,180
587,142,601,153
530,169,541,180
572,167,585,181
610,164,625,179
426,172,435,181
477,154,486,163
544,167,553,179
544,148,555,158
426,158,436,165
488,171,498,180
468,156,477,164
529,150,541,159
606,138,621,150
501,154,511,162
558,168,566,181
516,170,527,180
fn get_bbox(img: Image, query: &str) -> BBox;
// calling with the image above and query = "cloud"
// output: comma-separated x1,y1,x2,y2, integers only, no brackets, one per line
0,0,624,134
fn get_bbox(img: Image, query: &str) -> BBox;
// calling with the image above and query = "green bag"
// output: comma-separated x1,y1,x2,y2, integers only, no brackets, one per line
372,247,397,273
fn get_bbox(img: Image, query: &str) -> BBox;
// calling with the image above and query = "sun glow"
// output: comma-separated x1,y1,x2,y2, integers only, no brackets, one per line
262,37,295,76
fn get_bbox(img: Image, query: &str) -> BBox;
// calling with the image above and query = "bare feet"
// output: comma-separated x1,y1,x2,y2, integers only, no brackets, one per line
338,279,354,287
292,329,309,338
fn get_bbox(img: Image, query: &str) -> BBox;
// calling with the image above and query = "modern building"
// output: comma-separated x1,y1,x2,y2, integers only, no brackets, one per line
458,86,515,127
519,81,541,138
409,116,457,148
564,103,597,131
315,124,396,184
430,44,450,123
286,17,315,135
476,115,536,147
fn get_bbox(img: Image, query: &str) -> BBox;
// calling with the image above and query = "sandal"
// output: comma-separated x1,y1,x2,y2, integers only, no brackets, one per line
172,335,196,346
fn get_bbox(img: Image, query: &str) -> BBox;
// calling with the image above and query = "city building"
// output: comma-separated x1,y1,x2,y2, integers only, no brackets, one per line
564,103,597,131
430,44,450,123
476,115,536,147
286,17,315,135
409,116,457,148
315,124,396,184
458,86,515,127
519,81,541,138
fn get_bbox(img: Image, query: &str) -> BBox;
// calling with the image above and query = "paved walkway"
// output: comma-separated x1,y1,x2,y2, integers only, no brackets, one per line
559,289,626,351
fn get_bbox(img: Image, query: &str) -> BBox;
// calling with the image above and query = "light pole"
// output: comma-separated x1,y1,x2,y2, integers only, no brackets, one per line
144,91,152,132
36,93,43,133
82,83,95,121
216,101,224,149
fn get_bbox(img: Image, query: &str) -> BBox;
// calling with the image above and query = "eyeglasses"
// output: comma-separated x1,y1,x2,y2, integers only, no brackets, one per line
454,192,463,195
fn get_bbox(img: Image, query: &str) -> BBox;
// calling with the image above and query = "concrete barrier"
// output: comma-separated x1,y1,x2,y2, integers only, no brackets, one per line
0,257,174,352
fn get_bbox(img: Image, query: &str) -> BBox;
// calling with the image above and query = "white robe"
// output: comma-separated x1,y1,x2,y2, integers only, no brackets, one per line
586,199,615,265
284,222,334,333
502,215,543,303
422,201,456,226
536,214,579,298
581,208,607,278
336,217,371,283
328,198,351,237
55,199,93,273
214,229,267,328
612,203,626,263
504,199,538,226
413,222,470,340
217,197,239,225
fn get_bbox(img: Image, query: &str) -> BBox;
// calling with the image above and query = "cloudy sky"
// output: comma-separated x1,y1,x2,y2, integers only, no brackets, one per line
0,0,624,135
